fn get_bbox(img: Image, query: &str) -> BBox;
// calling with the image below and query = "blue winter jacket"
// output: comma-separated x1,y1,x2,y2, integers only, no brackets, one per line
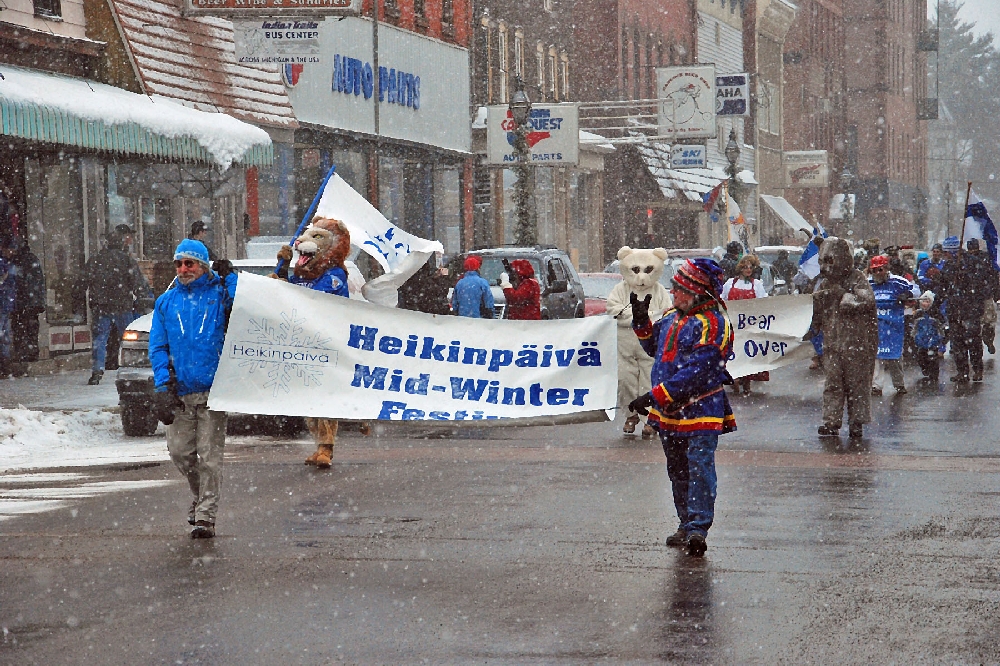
913,310,947,353
149,271,237,396
451,270,494,318
289,266,349,297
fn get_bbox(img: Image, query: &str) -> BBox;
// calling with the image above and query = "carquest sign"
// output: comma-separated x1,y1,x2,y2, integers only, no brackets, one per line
484,103,579,166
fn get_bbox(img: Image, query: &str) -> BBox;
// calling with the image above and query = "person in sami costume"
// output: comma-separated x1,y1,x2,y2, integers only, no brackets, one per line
627,258,736,558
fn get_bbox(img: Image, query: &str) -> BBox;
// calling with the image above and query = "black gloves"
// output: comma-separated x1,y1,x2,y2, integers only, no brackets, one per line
212,259,234,278
630,292,652,328
628,393,656,416
153,389,183,426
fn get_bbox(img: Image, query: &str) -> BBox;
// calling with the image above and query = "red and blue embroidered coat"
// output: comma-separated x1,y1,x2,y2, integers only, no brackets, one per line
634,301,737,437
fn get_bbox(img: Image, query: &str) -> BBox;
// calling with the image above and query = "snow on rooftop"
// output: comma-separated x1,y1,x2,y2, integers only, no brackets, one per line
635,143,755,202
0,64,271,167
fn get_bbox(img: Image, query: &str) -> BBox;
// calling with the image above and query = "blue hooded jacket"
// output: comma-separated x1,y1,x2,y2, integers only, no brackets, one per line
149,270,236,396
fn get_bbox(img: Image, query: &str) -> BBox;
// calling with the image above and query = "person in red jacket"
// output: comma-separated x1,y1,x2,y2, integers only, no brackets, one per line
502,259,541,320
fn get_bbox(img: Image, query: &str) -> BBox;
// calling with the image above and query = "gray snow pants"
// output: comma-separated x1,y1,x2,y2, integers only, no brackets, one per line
822,352,874,428
166,391,227,525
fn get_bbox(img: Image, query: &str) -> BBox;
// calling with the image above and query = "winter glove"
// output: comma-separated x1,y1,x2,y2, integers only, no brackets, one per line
628,393,656,416
630,292,652,329
212,259,234,278
153,389,183,426
276,245,293,262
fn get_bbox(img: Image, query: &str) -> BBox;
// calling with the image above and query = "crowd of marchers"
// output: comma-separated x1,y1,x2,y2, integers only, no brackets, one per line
803,234,998,440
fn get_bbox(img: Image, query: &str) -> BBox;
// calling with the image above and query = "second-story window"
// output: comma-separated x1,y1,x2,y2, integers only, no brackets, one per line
514,29,524,80
498,24,509,103
33,0,61,19
560,53,569,100
442,0,454,27
414,0,425,19
537,42,546,102
548,46,558,101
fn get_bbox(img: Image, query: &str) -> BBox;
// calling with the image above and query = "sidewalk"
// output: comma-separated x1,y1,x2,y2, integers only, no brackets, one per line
0,368,119,412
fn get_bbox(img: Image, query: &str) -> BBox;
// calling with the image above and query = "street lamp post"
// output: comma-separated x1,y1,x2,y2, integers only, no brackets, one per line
944,181,952,236
509,77,535,246
724,128,742,205
839,166,855,237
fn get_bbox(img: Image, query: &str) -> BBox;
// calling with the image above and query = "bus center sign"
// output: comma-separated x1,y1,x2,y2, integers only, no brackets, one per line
184,0,359,17
485,104,579,166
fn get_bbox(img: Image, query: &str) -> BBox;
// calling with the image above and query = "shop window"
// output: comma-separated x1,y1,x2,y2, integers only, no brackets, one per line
139,198,172,260
33,0,61,19
433,167,461,258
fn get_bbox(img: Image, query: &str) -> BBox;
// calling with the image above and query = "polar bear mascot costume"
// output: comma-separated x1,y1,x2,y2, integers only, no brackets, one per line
606,247,673,438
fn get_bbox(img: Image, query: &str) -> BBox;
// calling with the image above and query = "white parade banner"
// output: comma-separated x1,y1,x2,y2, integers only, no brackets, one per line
208,273,618,422
724,295,813,379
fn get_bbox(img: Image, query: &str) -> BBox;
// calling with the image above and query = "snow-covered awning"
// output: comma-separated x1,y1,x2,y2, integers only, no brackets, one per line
0,65,272,167
760,194,813,235
635,143,755,203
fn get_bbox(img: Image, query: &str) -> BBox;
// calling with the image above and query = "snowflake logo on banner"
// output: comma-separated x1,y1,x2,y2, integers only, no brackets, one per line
239,309,333,397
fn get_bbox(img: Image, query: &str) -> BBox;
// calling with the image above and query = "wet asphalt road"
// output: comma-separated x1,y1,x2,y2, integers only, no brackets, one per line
3,359,1000,664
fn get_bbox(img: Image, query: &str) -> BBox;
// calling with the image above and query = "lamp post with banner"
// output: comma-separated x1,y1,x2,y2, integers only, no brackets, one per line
509,78,536,246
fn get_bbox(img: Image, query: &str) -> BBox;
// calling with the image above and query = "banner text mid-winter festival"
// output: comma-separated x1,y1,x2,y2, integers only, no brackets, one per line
208,274,618,421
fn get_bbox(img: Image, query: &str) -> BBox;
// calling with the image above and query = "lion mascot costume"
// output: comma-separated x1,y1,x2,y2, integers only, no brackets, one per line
605,247,673,439
273,216,362,468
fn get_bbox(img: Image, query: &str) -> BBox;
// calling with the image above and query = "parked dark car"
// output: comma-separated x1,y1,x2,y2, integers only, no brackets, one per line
459,246,587,319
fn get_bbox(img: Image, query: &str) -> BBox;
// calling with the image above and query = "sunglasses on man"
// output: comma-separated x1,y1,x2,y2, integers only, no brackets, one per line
174,259,200,268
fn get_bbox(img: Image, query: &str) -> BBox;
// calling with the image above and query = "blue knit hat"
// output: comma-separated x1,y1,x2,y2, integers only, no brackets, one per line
173,239,210,266
942,235,960,252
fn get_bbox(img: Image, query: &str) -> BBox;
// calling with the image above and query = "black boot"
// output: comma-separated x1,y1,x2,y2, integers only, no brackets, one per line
87,371,103,386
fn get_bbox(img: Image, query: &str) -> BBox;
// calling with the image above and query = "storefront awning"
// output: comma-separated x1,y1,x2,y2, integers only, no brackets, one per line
760,194,813,235
0,65,272,167
635,143,755,203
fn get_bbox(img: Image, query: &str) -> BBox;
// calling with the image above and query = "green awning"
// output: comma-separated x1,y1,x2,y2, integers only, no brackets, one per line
0,65,273,167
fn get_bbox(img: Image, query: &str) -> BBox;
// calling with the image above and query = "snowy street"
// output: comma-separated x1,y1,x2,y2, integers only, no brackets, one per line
3,361,1000,662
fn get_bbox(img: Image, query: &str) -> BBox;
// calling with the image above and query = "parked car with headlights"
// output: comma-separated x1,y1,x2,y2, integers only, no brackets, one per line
578,272,623,316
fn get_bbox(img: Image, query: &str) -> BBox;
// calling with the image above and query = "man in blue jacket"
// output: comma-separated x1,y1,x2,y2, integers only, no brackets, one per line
451,255,494,318
149,239,236,539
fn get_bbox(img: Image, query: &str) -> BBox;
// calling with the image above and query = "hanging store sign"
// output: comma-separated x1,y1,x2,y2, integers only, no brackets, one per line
484,104,580,166
184,0,359,17
783,150,829,188
670,143,707,169
656,65,717,139
716,73,750,116
234,19,322,64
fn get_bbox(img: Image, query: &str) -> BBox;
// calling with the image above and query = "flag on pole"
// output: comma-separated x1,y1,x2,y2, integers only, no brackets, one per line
314,173,444,307
964,189,999,270
797,225,828,279
725,183,749,253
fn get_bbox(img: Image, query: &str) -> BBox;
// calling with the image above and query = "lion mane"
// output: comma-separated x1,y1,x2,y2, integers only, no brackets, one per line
292,217,351,281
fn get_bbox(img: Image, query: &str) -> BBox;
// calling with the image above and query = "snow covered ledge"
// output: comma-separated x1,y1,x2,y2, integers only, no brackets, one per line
0,64,272,168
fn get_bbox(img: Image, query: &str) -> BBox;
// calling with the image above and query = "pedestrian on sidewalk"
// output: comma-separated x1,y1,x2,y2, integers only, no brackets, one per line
0,245,16,378
149,239,236,539
913,291,946,384
188,220,218,262
628,258,735,557
868,255,919,396
82,226,152,385
501,259,541,320
811,237,878,439
940,237,994,382
8,237,44,375
451,255,494,318
721,254,769,396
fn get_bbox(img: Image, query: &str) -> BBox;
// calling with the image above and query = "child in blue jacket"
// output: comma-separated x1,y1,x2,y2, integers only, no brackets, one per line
913,290,946,384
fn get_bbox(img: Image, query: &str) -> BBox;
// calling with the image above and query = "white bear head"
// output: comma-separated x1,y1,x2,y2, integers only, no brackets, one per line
617,246,668,291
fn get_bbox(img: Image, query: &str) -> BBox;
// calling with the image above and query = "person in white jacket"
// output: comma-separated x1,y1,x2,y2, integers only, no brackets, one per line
605,247,673,438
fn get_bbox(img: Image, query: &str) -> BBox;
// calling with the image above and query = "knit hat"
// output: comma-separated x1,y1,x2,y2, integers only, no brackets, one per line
919,290,935,304
672,258,725,298
173,239,210,266
869,255,889,270
463,255,482,272
942,235,960,251
509,259,534,278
